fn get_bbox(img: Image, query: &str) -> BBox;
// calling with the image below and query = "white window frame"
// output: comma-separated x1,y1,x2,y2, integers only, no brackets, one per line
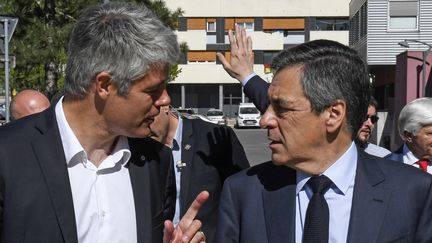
387,0,419,31
236,22,254,31
207,21,216,32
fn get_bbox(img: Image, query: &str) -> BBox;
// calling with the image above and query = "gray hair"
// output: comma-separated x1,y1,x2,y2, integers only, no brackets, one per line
65,2,179,99
398,97,432,138
271,39,370,137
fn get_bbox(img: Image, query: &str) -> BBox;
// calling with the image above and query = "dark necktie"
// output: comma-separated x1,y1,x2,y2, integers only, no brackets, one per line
303,175,333,243
416,160,428,172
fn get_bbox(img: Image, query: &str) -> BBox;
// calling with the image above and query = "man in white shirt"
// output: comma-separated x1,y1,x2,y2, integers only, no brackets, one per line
0,2,206,243
385,97,432,173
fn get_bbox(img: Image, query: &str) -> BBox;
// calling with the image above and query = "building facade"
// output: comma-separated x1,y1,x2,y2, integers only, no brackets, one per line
165,0,350,116
350,0,432,149
350,0,432,108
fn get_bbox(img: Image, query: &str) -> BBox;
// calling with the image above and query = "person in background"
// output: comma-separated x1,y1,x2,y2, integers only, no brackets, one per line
10,89,50,120
215,38,432,243
385,97,432,173
218,25,390,157
0,2,206,243
150,105,250,243
355,96,391,157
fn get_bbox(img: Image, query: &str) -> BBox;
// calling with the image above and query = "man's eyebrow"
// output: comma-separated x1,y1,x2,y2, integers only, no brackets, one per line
269,96,296,107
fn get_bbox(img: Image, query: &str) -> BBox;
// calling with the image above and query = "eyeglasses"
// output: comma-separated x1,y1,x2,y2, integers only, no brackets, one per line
366,115,379,124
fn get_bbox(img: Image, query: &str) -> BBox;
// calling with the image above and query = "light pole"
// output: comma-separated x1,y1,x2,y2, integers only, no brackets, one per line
1,16,18,123
398,39,432,97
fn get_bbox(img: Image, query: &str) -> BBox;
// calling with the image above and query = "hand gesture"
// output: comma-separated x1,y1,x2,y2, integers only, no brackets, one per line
216,24,254,82
163,191,209,243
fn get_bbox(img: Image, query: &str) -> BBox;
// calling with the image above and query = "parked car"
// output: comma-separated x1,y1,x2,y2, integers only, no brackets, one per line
206,109,227,125
0,103,6,120
236,103,261,128
194,114,214,123
176,107,195,116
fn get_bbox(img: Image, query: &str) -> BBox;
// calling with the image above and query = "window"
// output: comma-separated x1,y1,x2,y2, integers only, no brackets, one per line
316,18,349,31
207,20,216,32
349,3,367,45
388,0,418,30
237,22,254,31
263,52,279,64
283,30,305,44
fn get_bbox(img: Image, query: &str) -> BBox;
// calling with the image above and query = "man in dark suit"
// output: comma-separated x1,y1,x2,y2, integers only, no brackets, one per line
385,97,432,173
150,106,250,243
215,35,432,242
10,89,50,120
0,2,206,243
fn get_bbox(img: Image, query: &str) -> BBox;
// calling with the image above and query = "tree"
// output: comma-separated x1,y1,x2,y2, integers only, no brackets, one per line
1,0,183,99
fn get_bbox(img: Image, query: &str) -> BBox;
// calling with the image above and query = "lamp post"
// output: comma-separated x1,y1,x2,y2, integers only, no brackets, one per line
398,39,432,97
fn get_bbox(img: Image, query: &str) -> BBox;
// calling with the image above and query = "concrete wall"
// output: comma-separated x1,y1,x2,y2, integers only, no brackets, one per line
165,0,349,17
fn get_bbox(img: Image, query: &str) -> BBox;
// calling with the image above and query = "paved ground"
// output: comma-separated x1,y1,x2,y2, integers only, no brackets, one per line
232,128,271,166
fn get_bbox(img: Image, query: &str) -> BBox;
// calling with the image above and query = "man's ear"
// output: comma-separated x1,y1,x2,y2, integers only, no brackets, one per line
95,71,113,100
403,131,414,143
325,100,346,133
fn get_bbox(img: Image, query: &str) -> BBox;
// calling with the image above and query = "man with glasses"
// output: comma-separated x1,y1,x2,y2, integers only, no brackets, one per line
355,96,391,157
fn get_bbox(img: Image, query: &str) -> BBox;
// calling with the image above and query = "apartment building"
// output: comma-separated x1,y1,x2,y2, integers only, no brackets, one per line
350,0,432,108
165,0,350,115
350,0,432,148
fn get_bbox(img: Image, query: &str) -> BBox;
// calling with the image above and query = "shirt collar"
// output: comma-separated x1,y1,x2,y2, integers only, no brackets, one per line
296,142,358,195
55,96,86,166
172,116,183,150
402,143,430,164
55,96,131,167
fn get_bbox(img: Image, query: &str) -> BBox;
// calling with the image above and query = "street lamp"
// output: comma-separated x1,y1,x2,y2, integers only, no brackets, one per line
398,39,432,97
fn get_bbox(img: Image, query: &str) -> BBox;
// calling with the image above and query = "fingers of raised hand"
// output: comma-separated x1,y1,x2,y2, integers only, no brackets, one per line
178,191,209,231
190,229,206,243
181,220,203,243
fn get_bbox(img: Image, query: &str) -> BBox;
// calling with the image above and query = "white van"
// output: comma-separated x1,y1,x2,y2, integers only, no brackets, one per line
236,103,261,128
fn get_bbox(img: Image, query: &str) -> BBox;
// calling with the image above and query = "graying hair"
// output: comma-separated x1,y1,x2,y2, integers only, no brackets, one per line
65,2,179,99
398,97,432,138
271,39,370,138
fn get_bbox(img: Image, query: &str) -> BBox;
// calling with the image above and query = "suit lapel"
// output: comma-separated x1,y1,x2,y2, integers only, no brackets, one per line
128,139,152,243
32,109,78,243
180,118,194,214
347,150,390,243
262,165,296,243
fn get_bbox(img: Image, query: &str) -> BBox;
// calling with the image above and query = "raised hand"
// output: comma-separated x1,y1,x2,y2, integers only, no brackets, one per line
216,24,254,81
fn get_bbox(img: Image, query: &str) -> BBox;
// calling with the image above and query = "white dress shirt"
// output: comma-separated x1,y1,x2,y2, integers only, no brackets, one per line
172,117,184,225
363,142,391,157
295,142,357,243
55,97,137,243
401,144,432,173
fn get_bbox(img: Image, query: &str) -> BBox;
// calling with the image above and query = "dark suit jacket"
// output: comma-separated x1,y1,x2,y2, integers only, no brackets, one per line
0,106,175,243
244,75,270,113
178,117,250,243
384,145,405,162
216,149,432,243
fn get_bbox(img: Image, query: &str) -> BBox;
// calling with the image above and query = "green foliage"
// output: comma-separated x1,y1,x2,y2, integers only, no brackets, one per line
135,0,183,29
1,0,182,98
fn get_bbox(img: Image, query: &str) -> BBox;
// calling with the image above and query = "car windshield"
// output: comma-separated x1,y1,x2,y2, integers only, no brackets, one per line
240,107,259,114
207,110,223,116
